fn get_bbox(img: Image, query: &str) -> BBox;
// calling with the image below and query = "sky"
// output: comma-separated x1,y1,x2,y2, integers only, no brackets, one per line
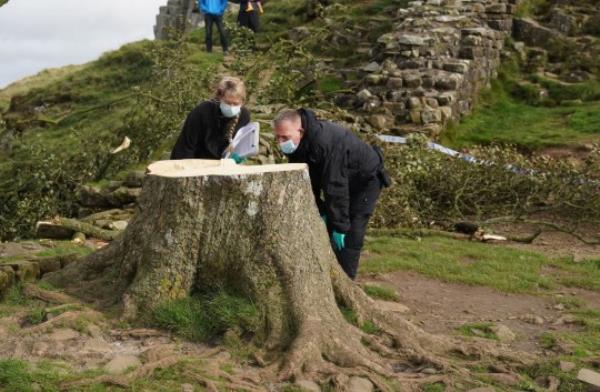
0,0,166,88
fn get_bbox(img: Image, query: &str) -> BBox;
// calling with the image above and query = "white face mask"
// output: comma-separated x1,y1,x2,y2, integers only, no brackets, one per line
220,102,241,118
279,139,298,155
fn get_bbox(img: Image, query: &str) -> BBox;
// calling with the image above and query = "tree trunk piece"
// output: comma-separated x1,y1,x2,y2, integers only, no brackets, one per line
44,159,533,387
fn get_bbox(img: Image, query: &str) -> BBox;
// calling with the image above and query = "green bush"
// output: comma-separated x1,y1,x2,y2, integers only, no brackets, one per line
372,143,600,231
0,36,216,241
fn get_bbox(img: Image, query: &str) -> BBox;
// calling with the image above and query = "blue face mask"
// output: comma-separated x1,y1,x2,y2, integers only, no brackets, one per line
279,139,298,155
220,102,241,118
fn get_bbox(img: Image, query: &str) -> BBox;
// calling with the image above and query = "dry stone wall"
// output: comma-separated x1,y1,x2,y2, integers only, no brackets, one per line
354,0,520,136
154,0,203,40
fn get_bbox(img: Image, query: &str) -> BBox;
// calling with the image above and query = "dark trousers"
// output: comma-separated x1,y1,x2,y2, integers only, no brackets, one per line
330,176,382,280
204,14,228,53
238,8,260,32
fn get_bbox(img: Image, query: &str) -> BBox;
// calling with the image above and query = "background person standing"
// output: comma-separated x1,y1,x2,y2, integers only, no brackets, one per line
231,0,262,32
199,0,229,54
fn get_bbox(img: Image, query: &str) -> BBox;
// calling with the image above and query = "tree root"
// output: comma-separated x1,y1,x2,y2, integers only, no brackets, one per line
23,310,104,334
60,375,129,391
23,283,79,305
324,266,536,388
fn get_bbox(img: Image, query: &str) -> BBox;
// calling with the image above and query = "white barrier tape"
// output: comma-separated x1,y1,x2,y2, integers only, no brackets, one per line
377,134,597,184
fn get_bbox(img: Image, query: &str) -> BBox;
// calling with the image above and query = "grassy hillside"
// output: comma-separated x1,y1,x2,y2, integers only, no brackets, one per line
0,38,222,239
0,0,406,240
0,0,599,240
443,55,600,150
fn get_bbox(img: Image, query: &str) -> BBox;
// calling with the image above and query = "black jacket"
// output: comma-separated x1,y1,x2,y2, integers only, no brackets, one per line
170,101,251,160
287,109,381,233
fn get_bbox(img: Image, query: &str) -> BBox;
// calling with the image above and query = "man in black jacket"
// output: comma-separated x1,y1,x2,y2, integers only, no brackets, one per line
273,109,390,279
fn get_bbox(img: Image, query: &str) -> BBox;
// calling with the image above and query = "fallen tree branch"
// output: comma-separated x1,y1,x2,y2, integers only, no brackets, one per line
482,217,599,245
52,217,121,241
506,228,543,244
368,228,471,240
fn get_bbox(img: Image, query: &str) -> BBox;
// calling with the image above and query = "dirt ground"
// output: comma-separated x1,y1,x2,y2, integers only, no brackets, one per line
489,222,599,262
361,270,599,353
1,235,598,390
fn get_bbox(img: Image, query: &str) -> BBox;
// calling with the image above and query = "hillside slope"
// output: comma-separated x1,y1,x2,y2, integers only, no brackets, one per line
0,0,598,240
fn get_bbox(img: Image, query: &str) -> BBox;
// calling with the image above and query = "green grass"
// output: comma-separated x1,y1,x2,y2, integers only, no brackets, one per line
0,65,85,111
514,0,549,17
0,36,222,240
339,305,358,326
443,80,600,150
457,322,498,340
0,357,223,392
548,258,600,291
0,360,67,392
553,308,600,359
151,290,259,342
421,382,446,392
35,241,93,258
24,307,46,325
362,235,600,293
2,283,26,306
360,320,381,335
523,360,587,392
362,284,399,301
363,235,552,292
339,305,381,335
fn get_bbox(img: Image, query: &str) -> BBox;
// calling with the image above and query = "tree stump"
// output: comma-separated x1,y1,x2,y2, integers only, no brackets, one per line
45,159,531,388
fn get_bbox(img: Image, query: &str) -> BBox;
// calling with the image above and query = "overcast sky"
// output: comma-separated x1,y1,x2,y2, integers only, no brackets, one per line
0,0,166,88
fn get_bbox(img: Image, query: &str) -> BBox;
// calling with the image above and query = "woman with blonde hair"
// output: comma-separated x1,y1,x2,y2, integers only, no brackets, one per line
170,76,250,163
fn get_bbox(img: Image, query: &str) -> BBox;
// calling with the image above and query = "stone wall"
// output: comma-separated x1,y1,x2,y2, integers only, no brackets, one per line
154,0,204,40
353,0,520,136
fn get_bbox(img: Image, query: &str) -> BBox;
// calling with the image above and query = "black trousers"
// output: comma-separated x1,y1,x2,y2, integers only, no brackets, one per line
238,8,260,32
204,14,228,53
329,176,382,280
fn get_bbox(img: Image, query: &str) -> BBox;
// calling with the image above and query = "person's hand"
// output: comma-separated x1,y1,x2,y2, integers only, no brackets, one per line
332,230,346,251
231,153,245,164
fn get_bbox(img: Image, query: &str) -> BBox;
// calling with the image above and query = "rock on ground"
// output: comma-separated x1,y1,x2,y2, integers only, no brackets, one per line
104,354,142,375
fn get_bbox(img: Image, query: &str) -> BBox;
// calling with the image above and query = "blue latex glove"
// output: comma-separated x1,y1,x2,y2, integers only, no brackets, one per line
231,153,245,164
332,230,346,251
320,214,327,224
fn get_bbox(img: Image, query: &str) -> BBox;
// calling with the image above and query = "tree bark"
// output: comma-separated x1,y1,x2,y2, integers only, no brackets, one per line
45,159,532,387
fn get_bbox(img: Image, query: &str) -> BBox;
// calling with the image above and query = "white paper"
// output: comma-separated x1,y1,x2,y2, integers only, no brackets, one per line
223,122,260,159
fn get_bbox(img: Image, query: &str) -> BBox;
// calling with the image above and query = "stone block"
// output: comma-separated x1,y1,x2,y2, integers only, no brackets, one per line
386,77,403,89
410,110,422,124
459,46,483,59
443,61,469,74
486,3,507,14
408,97,422,109
425,98,439,108
440,106,453,122
513,18,559,49
437,92,455,106
368,115,388,130
421,109,442,124
435,75,460,90
403,73,422,88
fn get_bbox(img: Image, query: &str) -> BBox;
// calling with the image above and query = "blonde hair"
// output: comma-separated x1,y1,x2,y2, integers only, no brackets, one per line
214,76,247,102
